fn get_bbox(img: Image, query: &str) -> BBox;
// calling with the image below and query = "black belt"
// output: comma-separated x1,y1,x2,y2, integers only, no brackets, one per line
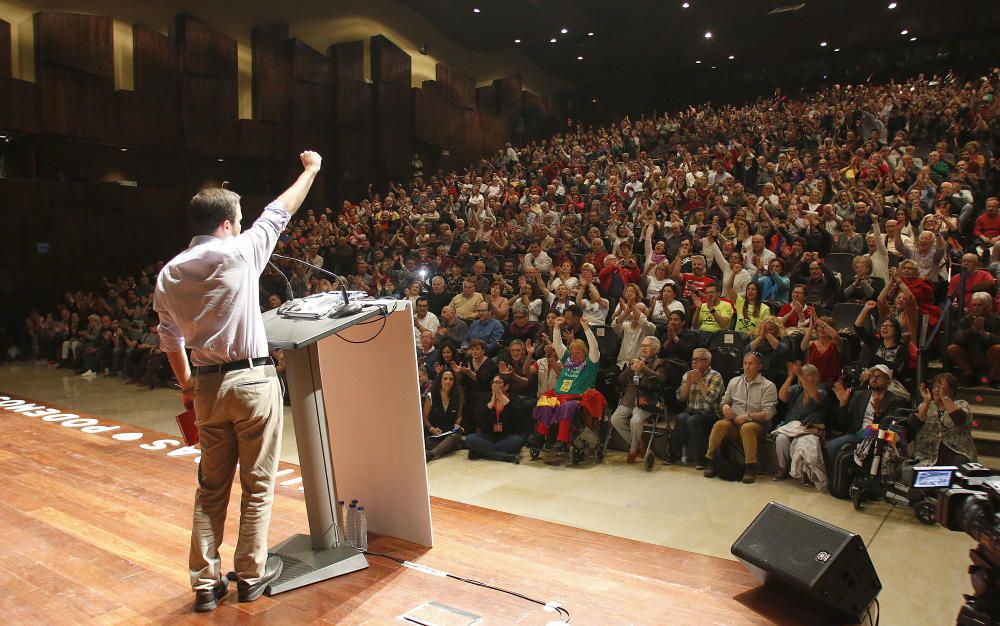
194,356,274,376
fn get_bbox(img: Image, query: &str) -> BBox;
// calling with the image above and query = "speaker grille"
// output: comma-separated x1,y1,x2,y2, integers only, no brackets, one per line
732,502,853,589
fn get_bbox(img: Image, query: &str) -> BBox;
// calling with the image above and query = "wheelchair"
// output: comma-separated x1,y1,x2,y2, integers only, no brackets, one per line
848,409,938,525
528,394,612,465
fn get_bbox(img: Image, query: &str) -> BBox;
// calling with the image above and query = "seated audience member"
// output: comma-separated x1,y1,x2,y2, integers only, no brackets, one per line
757,258,791,304
456,339,498,414
425,276,452,316
691,283,733,336
703,352,778,483
790,254,838,314
423,370,464,462
894,227,947,285
843,256,885,303
778,284,816,332
855,301,910,384
746,316,795,387
948,253,997,315
498,339,536,399
416,330,439,372
450,278,486,321
435,306,468,349
462,302,504,354
659,310,699,379
891,260,940,328
434,342,460,377
667,348,724,468
487,282,511,323
612,301,656,367
672,253,714,300
800,316,843,384
413,297,439,337
532,343,562,397
826,364,908,460
726,278,767,336
773,363,828,487
974,197,1000,250
650,282,684,323
946,292,1000,387
466,376,523,464
528,317,600,453
610,336,669,463
505,305,540,344
911,373,977,466
577,273,611,325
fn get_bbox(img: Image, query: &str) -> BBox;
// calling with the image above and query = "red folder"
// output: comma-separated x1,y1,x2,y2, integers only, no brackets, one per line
176,408,199,446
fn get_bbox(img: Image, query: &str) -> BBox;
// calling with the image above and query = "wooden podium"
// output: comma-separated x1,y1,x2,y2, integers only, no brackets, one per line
262,299,432,594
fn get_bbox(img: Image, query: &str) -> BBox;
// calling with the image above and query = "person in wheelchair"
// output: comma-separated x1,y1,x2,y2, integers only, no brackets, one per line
910,373,978,466
667,348,724,469
527,317,600,454
826,364,908,461
610,336,669,464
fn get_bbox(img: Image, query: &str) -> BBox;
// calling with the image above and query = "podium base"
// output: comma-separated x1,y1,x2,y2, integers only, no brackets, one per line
266,533,369,595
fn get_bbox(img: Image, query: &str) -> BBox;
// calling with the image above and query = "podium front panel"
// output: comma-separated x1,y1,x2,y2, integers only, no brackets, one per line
314,302,433,547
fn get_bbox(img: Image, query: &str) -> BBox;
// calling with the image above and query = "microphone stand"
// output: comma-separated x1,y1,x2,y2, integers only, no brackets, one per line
271,254,363,317
267,260,295,302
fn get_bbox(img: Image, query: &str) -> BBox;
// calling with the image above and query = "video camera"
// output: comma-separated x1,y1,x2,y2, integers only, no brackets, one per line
916,463,1000,625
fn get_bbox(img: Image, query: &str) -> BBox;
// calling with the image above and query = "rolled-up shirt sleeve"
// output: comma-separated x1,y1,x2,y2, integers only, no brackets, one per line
154,304,185,353
760,381,778,421
234,200,291,274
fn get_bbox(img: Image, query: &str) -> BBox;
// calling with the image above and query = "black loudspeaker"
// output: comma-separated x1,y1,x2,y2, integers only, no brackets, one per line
732,502,882,623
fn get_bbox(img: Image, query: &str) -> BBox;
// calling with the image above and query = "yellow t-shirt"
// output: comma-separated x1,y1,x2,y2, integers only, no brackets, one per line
733,296,768,335
450,292,485,320
697,300,734,333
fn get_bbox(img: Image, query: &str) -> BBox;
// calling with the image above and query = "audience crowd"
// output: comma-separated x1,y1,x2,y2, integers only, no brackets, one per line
17,67,1000,489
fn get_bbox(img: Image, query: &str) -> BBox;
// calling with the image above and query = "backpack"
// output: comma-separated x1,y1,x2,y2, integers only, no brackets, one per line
714,438,746,482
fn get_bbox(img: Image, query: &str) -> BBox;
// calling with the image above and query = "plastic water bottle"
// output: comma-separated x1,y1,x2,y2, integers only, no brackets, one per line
337,500,347,545
346,502,358,547
357,506,368,551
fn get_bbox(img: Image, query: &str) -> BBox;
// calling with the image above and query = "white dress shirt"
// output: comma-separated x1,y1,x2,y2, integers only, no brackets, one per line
153,201,290,366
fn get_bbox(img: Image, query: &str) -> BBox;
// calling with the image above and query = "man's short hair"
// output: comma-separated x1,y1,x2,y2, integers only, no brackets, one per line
189,188,240,235
563,304,583,319
972,291,992,306
416,296,428,306
692,347,712,364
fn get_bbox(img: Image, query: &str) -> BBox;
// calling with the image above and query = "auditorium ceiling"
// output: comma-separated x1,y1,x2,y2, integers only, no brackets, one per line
397,0,1000,85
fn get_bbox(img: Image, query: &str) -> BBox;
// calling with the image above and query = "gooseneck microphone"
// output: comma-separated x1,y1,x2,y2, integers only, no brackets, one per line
270,253,363,317
267,260,295,302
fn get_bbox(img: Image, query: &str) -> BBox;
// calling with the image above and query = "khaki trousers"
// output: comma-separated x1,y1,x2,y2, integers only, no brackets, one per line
706,419,765,465
189,365,283,591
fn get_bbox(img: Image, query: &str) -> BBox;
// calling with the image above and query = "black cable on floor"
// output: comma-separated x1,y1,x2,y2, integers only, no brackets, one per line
363,550,571,623
865,499,897,549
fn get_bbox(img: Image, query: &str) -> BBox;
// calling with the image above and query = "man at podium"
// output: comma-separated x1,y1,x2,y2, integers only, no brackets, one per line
153,151,323,612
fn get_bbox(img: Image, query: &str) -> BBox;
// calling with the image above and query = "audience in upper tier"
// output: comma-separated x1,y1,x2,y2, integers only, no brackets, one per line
15,67,1000,489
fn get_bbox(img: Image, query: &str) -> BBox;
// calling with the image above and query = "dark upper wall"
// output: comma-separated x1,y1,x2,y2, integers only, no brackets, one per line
0,10,565,332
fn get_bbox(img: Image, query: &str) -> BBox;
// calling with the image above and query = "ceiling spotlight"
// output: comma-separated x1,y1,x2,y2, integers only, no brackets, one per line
587,32,595,36
682,1,690,7
695,60,702,64
704,31,712,39
577,55,584,60
728,55,735,60
560,27,568,34
120,148,127,152
820,41,828,47
514,39,521,43
473,7,480,13
217,158,224,163
550,37,557,43
591,98,598,103
834,47,841,52
711,65,717,69
910,36,917,41
888,2,897,8
900,29,908,35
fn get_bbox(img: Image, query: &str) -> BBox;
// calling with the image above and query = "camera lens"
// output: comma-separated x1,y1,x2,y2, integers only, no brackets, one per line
958,495,991,542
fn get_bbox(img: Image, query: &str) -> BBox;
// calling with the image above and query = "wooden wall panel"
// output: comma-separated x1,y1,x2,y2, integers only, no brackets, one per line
34,12,113,78
251,24,291,124
123,25,179,147
0,20,11,78
496,76,523,111
133,25,178,96
375,81,412,183
476,84,498,115
329,41,363,82
332,79,373,202
37,66,115,139
370,35,409,87
436,64,474,110
175,14,236,79
180,75,237,154
0,78,39,132
292,40,330,85
239,119,290,159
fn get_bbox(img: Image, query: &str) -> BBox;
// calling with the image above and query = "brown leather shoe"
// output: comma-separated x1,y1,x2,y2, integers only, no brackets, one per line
703,462,716,478
742,463,757,484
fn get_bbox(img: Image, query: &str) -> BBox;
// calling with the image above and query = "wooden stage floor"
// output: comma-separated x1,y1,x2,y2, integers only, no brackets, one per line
0,393,857,625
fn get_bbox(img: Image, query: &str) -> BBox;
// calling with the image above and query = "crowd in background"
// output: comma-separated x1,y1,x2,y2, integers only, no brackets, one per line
14,67,1000,484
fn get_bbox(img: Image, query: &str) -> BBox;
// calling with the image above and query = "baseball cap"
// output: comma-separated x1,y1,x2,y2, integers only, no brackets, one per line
869,364,893,379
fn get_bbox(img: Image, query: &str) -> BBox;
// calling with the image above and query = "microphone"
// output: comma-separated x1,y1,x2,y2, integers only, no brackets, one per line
271,254,363,317
267,260,295,303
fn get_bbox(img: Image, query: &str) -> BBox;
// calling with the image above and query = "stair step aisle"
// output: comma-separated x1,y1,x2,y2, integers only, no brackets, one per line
960,386,1000,461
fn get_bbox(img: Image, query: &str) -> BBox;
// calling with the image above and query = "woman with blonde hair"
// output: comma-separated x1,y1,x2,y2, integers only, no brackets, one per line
746,316,794,386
